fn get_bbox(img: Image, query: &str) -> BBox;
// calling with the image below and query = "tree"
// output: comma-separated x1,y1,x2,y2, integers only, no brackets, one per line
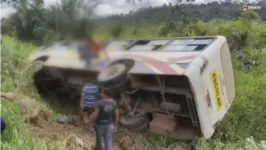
110,24,123,39
1,0,97,44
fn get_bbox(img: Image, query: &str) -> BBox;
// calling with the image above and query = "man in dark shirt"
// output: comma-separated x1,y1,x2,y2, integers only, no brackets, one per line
89,89,119,150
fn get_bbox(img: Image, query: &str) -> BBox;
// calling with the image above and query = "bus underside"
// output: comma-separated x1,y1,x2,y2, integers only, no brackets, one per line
33,66,201,140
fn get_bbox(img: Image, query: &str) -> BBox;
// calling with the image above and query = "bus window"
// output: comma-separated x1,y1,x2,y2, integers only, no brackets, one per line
220,43,235,103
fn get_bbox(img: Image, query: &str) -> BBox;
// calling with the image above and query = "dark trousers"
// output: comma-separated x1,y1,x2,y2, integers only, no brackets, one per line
95,124,114,150
1,117,6,135
83,107,94,113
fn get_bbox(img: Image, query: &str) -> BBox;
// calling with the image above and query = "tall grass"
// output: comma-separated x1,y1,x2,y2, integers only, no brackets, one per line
1,17,266,150
1,36,63,150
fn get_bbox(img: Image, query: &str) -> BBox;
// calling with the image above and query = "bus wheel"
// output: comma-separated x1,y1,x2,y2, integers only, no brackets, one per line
131,121,149,132
119,114,149,131
97,63,128,87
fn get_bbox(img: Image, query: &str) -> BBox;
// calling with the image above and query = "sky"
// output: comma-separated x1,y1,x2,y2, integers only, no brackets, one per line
0,0,259,19
0,0,177,18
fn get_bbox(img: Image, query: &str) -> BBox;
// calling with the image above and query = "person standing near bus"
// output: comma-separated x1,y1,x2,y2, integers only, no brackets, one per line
88,89,119,150
79,82,99,125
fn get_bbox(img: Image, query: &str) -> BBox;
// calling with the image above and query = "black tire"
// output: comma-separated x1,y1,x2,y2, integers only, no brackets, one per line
111,78,131,94
33,67,66,98
131,121,149,132
33,68,50,98
100,78,131,100
120,114,149,131
97,63,128,87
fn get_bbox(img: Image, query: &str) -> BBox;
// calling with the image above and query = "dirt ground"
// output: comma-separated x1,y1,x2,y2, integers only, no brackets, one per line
28,114,136,150
17,94,141,150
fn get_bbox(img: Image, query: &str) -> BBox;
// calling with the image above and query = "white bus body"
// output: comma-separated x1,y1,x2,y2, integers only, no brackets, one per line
95,36,235,139
30,36,235,140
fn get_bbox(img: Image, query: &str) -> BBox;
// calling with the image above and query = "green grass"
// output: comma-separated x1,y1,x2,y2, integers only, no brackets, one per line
1,36,63,150
1,100,62,150
1,18,266,150
191,68,266,149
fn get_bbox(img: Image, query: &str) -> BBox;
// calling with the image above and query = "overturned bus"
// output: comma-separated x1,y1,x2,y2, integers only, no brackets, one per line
30,36,235,140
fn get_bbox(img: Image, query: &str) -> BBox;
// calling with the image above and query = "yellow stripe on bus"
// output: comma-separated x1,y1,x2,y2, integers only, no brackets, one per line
210,69,223,112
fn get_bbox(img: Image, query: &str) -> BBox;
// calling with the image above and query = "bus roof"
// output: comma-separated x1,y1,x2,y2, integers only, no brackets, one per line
29,36,225,75
98,36,225,75
103,36,218,52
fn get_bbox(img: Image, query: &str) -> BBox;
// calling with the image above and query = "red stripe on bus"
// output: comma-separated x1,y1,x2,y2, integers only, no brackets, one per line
126,55,177,74
168,55,198,62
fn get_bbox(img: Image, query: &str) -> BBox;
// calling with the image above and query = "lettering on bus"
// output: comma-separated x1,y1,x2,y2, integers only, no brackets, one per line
210,69,223,112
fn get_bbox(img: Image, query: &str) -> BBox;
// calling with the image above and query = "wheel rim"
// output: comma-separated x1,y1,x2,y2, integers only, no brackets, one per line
97,64,126,82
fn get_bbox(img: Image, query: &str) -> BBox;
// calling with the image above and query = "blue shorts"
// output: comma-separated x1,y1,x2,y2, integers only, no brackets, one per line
1,117,6,135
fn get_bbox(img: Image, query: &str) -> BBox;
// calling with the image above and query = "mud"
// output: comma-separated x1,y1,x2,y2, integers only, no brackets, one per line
28,112,138,150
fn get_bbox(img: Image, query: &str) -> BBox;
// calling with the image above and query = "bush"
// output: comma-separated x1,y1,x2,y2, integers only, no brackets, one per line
1,14,266,149
1,36,62,150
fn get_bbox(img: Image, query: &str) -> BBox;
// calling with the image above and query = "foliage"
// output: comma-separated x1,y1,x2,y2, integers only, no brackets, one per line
1,0,96,45
1,1,266,149
2,1,266,45
110,24,124,39
1,36,62,150
96,1,266,25
2,19,266,149
95,11,266,71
